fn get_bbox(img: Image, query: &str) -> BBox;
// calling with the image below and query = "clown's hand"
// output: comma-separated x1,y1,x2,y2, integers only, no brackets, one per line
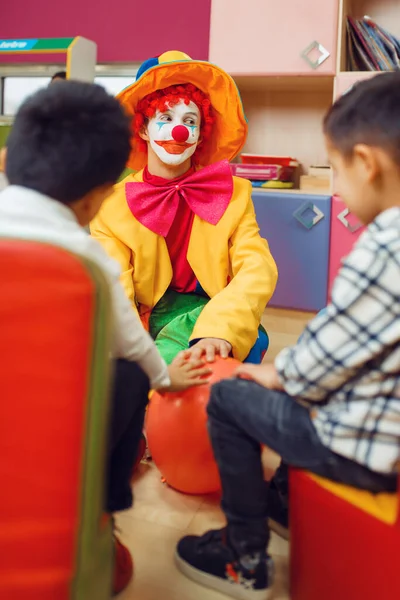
187,338,232,363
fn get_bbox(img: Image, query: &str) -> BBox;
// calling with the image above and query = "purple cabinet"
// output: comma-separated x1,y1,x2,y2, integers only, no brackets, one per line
252,191,331,312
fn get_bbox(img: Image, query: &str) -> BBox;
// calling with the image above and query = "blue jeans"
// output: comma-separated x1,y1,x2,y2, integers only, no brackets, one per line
207,379,397,553
106,360,149,513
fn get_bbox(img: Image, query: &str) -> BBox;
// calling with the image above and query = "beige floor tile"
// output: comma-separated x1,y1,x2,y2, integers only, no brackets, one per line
262,307,315,361
269,556,290,599
269,534,290,559
185,495,225,535
262,307,314,335
115,517,232,600
123,462,204,531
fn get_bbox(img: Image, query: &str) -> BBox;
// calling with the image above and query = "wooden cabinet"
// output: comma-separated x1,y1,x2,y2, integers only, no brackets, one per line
252,191,331,311
338,0,400,72
328,195,365,296
209,0,339,75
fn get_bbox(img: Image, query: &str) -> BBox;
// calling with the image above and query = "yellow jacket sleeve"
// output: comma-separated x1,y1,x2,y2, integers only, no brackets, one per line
190,194,278,361
90,211,139,318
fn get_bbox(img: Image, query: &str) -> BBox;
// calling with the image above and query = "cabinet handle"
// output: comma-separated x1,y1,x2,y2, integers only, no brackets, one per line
293,202,324,230
301,41,330,70
337,208,362,233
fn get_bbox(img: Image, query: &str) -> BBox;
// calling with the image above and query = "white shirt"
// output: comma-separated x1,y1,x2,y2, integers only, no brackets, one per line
0,185,170,389
0,173,8,192
275,207,400,474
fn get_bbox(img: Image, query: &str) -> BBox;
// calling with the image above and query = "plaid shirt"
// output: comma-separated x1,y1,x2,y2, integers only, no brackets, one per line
275,206,400,474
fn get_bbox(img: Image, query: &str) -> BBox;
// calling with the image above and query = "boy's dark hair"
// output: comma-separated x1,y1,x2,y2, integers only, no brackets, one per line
51,71,67,81
324,72,400,162
6,81,131,204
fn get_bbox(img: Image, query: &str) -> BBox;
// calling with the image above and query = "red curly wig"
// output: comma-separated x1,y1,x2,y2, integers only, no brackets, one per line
133,83,214,162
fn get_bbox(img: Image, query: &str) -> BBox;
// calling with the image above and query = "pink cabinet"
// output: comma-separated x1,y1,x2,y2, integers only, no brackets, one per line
334,72,377,100
209,0,339,75
328,196,365,297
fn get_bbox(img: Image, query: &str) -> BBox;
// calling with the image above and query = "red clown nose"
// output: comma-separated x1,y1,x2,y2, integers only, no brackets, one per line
171,125,190,142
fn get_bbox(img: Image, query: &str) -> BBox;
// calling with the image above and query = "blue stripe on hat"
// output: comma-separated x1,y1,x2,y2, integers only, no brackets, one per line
136,56,160,80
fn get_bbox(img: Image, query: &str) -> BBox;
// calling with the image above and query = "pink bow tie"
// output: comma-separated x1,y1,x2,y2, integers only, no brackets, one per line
125,160,233,237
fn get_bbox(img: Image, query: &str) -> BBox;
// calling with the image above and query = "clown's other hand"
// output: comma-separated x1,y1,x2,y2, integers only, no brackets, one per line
235,363,284,390
187,338,232,362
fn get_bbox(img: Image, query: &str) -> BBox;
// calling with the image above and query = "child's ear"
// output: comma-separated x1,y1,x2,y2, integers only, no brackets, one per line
353,143,379,183
0,147,7,172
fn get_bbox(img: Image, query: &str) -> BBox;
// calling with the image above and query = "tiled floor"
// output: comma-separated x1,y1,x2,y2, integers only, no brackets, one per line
115,459,290,600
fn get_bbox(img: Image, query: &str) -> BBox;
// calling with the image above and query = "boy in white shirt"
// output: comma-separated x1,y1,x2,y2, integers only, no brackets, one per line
0,80,210,595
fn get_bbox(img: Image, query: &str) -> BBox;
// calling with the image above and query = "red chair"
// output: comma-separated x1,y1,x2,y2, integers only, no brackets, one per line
0,240,114,600
290,469,400,600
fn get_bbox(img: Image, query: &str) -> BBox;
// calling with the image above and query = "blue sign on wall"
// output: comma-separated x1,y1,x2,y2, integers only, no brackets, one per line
0,39,38,51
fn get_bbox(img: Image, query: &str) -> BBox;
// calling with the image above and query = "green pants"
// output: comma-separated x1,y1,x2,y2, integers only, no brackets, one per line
149,290,208,365
148,289,268,365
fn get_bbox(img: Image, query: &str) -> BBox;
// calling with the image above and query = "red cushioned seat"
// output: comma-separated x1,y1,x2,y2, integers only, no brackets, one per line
290,468,400,600
0,239,114,600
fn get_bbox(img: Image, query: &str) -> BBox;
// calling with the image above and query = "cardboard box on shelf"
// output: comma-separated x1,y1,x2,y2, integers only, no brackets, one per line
300,175,331,193
308,165,331,178
300,165,331,193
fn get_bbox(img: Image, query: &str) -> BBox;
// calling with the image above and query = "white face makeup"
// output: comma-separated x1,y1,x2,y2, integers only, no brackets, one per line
146,100,201,166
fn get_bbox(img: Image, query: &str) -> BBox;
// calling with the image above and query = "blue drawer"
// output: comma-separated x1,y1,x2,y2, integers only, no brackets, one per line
252,191,331,312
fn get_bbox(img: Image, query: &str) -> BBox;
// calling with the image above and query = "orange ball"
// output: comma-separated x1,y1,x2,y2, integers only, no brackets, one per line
146,356,240,494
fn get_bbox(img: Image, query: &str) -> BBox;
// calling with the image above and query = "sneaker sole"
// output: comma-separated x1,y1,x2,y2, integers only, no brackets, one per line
175,551,271,600
268,518,289,541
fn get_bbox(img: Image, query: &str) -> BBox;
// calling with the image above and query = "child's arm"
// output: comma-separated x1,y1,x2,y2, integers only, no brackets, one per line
275,231,400,402
235,362,284,390
164,352,212,391
190,180,278,361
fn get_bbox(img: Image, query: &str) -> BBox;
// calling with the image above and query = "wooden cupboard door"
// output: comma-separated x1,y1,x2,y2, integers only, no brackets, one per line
328,195,365,297
209,0,339,75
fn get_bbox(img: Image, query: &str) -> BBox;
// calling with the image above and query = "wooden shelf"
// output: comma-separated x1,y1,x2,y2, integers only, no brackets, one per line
338,0,400,72
233,75,334,93
236,79,333,174
251,187,332,196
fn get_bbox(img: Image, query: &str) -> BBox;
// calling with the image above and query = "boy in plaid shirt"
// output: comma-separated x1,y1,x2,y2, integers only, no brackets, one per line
175,73,400,599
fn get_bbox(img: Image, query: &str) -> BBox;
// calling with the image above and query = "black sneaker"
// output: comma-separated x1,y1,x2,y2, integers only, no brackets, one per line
175,529,273,600
267,482,289,540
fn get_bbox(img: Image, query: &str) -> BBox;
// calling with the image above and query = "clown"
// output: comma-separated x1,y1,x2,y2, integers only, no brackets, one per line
91,51,278,366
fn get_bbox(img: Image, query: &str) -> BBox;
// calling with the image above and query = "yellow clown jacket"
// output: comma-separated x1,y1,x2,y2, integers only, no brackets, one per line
90,170,278,362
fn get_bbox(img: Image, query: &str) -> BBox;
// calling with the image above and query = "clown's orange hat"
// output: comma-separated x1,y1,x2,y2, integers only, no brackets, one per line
117,50,247,171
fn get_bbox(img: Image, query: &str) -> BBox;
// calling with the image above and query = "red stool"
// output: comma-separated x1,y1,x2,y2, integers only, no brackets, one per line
0,240,114,600
290,469,400,600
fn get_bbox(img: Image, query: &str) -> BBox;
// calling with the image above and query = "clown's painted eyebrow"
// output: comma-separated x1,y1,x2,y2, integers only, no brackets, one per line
157,109,199,119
